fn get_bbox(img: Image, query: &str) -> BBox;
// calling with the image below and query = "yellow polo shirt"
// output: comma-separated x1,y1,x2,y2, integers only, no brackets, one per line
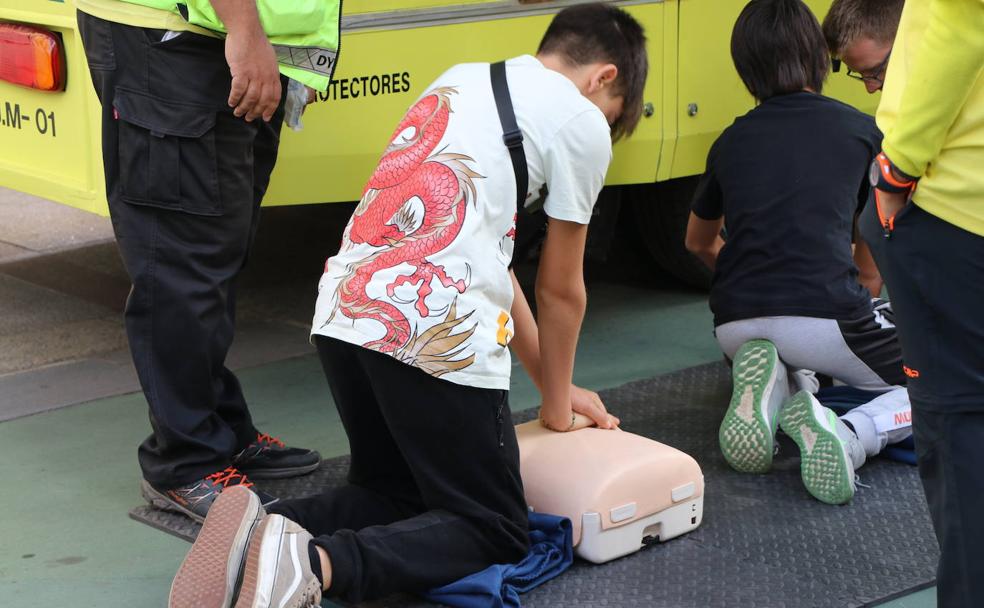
876,0,984,237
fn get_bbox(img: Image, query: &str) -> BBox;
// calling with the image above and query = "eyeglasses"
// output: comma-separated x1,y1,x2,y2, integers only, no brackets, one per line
843,49,892,87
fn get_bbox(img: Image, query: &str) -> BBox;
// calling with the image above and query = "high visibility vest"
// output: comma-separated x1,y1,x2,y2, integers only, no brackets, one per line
116,0,340,91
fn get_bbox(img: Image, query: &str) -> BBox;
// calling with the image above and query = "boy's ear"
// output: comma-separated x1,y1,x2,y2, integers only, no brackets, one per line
588,63,619,94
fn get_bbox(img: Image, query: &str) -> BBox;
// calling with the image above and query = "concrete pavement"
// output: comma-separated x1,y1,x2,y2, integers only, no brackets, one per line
0,187,353,421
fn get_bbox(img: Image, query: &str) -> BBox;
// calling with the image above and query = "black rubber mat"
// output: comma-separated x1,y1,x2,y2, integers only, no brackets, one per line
131,362,939,607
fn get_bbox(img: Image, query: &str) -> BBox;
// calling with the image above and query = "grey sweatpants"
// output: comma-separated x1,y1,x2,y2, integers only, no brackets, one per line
715,309,911,457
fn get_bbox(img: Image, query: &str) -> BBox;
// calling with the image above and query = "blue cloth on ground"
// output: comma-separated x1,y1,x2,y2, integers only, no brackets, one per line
815,386,916,465
423,512,573,608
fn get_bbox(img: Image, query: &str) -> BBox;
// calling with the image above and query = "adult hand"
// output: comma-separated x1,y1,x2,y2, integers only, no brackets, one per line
225,27,281,122
875,189,908,224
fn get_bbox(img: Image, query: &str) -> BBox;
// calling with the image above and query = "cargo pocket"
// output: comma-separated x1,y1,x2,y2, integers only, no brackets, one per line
113,87,221,216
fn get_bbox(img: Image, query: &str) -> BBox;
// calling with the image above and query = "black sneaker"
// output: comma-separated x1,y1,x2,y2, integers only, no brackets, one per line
232,432,321,480
141,467,278,523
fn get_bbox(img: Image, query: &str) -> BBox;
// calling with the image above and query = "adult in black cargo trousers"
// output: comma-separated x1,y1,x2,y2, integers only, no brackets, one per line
76,0,319,521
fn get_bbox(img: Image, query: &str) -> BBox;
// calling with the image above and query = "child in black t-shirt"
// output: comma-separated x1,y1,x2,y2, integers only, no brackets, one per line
685,0,911,505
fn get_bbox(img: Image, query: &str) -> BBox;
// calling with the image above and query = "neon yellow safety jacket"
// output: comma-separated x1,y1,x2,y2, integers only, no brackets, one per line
77,0,340,91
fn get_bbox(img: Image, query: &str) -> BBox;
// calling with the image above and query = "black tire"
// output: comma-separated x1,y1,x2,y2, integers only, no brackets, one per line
629,177,712,290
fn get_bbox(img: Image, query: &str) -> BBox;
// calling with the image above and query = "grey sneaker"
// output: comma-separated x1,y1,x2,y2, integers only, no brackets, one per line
142,467,278,523
719,340,788,473
169,486,265,608
234,514,322,608
779,391,867,505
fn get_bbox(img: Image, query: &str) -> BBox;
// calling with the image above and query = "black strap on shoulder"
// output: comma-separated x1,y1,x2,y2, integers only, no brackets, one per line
490,61,528,214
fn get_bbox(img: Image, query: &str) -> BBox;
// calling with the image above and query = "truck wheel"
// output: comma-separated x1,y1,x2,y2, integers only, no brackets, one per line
629,177,712,290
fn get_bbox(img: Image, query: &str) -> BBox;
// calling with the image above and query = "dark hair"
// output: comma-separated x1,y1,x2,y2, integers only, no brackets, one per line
731,0,829,101
538,2,648,141
822,0,904,56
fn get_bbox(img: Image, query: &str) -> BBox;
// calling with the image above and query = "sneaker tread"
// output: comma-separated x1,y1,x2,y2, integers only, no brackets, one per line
779,393,855,505
719,340,778,473
168,486,261,608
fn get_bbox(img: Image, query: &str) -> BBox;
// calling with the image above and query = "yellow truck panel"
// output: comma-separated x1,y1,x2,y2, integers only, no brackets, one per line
1,0,874,217
0,1,104,214
671,0,879,179
346,0,494,13
266,2,667,207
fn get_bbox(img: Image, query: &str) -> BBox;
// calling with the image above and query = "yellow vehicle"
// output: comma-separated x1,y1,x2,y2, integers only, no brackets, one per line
0,0,874,287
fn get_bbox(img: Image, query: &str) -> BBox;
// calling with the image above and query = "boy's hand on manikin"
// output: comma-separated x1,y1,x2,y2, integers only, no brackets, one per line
571,385,620,430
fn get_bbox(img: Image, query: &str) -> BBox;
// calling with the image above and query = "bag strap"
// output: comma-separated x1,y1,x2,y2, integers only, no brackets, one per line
490,61,528,214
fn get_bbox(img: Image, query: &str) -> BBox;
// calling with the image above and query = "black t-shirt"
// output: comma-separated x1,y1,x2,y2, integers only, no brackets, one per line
692,92,881,326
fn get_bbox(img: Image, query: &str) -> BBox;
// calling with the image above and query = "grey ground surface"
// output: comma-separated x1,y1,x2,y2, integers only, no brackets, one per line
133,362,939,608
0,189,355,419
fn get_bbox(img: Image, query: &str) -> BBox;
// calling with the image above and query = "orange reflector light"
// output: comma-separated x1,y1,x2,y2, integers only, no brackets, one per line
0,22,65,91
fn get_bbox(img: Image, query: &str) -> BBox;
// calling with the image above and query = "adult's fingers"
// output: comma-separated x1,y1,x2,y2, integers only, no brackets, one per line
243,80,281,123
260,78,282,122
237,80,263,121
228,73,248,109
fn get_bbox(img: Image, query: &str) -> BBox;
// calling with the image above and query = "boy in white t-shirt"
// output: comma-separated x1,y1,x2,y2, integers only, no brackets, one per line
167,4,649,606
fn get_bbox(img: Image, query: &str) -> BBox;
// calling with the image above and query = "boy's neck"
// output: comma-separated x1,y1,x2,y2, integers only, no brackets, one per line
535,52,589,95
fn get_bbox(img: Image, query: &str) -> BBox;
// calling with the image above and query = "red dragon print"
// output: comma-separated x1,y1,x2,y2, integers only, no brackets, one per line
325,87,482,376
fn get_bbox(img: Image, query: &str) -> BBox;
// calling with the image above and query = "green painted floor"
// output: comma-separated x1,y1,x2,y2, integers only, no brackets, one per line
0,283,936,607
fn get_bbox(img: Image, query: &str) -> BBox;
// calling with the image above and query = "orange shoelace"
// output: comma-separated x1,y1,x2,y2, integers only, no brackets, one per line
256,432,286,449
205,467,253,488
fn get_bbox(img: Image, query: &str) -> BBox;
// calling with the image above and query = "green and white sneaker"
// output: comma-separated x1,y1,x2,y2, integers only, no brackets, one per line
719,340,788,473
779,391,866,505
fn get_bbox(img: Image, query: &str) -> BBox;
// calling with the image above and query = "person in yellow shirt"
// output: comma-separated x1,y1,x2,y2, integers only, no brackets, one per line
822,0,906,298
860,1,984,606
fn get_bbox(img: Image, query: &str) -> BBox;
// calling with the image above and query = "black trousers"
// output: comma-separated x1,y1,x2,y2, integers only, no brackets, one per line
77,13,286,487
860,200,984,607
268,337,530,603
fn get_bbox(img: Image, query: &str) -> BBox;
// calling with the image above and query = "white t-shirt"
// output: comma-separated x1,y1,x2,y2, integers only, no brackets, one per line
311,55,612,390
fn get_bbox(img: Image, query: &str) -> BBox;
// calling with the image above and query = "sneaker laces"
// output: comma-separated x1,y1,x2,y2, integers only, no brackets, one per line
205,467,253,489
854,474,871,490
256,432,286,449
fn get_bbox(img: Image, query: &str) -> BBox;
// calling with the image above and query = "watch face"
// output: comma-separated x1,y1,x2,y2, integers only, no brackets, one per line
869,158,881,187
